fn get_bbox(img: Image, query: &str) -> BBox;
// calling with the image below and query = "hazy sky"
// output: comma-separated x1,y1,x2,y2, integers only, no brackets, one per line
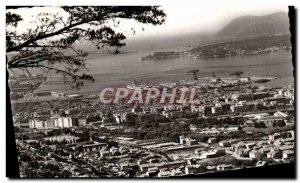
128,6,289,38
8,6,289,39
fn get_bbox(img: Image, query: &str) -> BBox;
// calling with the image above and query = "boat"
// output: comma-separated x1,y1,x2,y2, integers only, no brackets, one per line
127,84,142,91
254,79,271,83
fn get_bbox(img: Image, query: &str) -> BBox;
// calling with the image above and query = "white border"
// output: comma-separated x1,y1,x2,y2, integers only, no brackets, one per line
1,0,299,183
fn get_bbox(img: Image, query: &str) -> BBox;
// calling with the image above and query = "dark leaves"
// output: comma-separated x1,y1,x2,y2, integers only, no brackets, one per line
6,6,166,89
6,12,23,26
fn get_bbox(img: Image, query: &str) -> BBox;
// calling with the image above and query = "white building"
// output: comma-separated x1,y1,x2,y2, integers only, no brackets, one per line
249,150,260,159
52,116,76,128
29,119,44,129
282,150,294,159
274,111,288,118
212,106,223,115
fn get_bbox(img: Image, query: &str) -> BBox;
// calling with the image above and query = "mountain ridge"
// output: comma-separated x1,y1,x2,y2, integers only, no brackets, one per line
216,12,290,40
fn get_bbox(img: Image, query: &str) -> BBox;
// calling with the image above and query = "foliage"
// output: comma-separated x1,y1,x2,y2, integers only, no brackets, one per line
254,122,267,128
273,120,286,127
274,151,283,159
6,6,166,88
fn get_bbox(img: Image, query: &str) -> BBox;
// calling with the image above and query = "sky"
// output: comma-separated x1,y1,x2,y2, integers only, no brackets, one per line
8,6,289,40
127,6,289,38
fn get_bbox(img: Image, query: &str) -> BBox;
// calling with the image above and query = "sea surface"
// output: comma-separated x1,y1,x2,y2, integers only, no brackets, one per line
35,50,294,94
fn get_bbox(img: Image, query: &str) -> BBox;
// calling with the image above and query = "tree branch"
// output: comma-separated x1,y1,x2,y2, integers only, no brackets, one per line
7,18,96,52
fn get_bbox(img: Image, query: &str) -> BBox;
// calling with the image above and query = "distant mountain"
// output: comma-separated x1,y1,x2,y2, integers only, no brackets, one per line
187,34,291,59
216,12,290,40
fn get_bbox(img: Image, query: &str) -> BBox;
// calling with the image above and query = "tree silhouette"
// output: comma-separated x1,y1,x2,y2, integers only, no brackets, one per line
6,6,166,88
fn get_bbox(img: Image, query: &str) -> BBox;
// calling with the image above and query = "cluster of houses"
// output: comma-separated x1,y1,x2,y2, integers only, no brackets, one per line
13,74,294,177
228,130,294,160
18,79,294,132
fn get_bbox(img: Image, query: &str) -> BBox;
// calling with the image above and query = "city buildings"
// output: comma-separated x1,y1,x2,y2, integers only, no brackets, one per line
12,75,295,177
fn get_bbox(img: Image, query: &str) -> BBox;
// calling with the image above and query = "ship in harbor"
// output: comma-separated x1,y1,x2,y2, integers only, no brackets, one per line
127,80,156,91
254,78,271,83
141,51,180,61
251,76,278,83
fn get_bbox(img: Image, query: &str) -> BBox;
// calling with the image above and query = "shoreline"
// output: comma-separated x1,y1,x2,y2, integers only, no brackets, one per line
10,75,294,103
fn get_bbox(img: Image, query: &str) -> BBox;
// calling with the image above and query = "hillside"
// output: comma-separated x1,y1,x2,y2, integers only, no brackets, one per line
216,12,290,40
186,34,291,59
